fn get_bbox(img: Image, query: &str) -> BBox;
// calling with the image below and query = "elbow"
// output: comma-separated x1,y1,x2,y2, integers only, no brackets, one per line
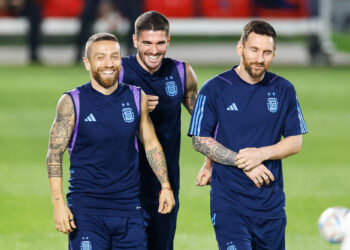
292,145,301,155
292,137,303,155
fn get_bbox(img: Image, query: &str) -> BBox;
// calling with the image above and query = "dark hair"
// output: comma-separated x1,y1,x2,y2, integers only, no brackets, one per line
85,32,119,57
241,20,277,48
135,11,169,36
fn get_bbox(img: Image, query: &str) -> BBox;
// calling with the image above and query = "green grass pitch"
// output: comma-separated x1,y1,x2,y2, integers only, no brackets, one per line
0,64,349,249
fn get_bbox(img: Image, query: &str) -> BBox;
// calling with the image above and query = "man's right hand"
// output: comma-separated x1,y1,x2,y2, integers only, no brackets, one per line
53,201,76,234
147,95,159,112
196,158,213,186
244,164,275,188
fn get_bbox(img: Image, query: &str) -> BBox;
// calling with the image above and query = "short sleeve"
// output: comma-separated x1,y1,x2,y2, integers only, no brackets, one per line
188,81,218,137
283,86,308,137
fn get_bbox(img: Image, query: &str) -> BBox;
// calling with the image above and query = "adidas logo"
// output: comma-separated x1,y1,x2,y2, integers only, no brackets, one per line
226,103,238,111
84,113,97,122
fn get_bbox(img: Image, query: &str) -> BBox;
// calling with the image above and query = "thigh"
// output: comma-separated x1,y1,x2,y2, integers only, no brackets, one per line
212,210,253,250
252,217,286,250
145,200,179,250
111,217,147,250
69,214,110,250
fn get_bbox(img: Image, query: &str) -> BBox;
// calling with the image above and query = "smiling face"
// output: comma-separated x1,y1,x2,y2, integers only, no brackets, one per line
83,40,121,89
133,30,170,74
237,32,275,82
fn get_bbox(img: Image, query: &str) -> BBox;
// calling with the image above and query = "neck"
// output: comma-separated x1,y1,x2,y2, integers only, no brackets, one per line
90,79,118,95
235,63,265,85
136,53,160,74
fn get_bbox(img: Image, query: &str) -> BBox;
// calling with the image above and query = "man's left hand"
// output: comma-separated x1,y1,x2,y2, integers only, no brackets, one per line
235,147,265,171
158,188,175,214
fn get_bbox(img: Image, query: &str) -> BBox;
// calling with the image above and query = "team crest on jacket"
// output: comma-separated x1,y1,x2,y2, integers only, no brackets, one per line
80,237,92,250
226,242,237,250
122,102,135,123
165,76,178,96
267,92,278,113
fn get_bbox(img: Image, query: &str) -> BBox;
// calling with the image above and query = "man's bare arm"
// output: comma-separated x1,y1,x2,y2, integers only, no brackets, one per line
138,91,170,187
183,64,198,114
46,94,75,178
235,135,303,171
192,136,237,166
46,94,76,233
192,136,274,188
138,90,175,213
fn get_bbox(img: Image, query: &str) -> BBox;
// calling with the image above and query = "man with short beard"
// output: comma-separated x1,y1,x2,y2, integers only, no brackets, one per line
119,11,212,250
45,32,175,250
189,20,307,250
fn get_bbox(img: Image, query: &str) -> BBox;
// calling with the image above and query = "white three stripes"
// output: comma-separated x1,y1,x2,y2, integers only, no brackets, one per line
296,101,307,133
84,113,96,122
226,103,238,111
190,94,206,136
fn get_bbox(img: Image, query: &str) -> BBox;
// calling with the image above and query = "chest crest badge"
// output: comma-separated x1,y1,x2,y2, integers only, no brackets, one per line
164,76,178,97
80,237,92,250
267,92,278,113
122,102,135,123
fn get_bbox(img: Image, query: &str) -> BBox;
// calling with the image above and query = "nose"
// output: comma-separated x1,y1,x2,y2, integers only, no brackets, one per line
105,57,113,67
257,52,264,64
150,44,158,55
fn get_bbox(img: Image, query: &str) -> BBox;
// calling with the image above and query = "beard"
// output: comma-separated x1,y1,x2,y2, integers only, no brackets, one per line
92,66,120,89
138,51,165,71
242,53,269,79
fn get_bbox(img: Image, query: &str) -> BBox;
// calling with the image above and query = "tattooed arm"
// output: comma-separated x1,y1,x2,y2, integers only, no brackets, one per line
183,63,198,114
192,136,275,188
138,90,175,214
192,136,237,166
46,94,76,234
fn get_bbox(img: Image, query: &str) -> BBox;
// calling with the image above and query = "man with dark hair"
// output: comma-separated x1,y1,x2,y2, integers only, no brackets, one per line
46,32,175,250
190,20,307,249
119,10,211,250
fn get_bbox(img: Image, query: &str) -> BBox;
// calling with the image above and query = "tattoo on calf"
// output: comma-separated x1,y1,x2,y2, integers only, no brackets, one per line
192,136,237,166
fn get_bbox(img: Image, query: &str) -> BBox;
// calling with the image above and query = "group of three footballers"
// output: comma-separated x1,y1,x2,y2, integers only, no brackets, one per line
46,11,307,250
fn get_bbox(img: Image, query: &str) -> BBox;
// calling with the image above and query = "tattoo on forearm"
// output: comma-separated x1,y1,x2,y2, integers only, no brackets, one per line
46,95,74,178
192,136,237,166
146,147,170,185
47,164,63,177
185,91,197,114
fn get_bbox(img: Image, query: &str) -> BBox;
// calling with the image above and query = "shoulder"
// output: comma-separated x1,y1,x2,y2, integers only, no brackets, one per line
121,55,136,67
119,82,140,91
69,82,90,93
162,57,185,69
267,72,296,92
202,69,234,91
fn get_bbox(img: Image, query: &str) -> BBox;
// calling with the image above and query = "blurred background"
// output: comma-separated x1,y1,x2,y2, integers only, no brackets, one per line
0,0,350,249
0,0,350,65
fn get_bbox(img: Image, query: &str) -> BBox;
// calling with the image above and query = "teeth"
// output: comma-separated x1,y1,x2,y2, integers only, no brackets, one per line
148,56,158,59
102,71,114,74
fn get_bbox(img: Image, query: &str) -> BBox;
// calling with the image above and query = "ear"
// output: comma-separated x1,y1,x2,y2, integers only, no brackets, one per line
132,34,138,49
83,57,91,71
236,40,243,57
167,35,171,47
